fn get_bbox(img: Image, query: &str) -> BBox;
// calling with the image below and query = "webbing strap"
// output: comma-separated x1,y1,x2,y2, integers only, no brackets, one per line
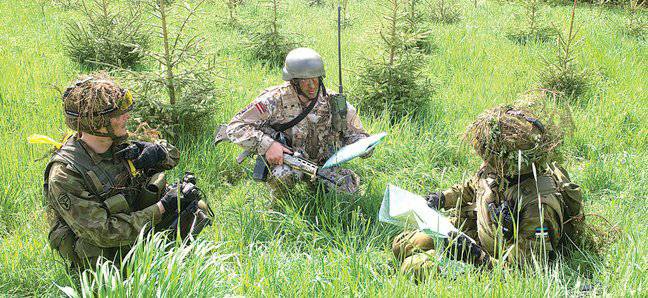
271,94,318,132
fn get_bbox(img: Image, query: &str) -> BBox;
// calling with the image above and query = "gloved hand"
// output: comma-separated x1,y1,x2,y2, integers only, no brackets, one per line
115,141,167,170
445,231,489,266
424,192,445,210
159,182,202,213
487,201,516,240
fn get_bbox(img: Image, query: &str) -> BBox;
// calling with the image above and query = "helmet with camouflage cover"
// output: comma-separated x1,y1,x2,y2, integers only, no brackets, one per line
282,47,326,80
464,102,564,175
62,73,133,140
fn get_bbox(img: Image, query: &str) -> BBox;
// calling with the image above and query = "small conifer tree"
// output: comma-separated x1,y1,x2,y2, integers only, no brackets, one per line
539,0,590,101
246,0,299,67
64,0,149,69
128,0,218,138
355,0,434,121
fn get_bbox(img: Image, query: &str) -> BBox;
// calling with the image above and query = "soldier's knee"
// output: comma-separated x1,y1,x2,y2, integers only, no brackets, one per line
400,252,439,282
392,231,436,261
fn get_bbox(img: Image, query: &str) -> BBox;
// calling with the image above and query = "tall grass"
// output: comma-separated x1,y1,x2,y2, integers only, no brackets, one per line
0,0,646,296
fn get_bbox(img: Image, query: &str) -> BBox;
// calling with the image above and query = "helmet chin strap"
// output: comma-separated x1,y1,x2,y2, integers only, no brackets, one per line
85,123,128,144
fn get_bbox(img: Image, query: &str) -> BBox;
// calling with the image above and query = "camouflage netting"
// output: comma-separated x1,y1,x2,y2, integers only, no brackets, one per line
63,72,124,134
464,98,571,176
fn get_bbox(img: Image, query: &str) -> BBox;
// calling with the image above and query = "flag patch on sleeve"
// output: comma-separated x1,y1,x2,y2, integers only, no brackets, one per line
255,102,269,114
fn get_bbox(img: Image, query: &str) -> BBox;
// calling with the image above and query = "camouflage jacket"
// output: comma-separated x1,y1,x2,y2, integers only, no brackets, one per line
440,162,584,264
226,82,368,164
44,135,179,262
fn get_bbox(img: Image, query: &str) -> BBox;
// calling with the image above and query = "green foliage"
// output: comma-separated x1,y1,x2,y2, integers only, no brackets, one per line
245,0,299,67
128,0,218,138
355,52,433,121
223,0,244,25
506,0,557,44
355,0,434,121
539,1,590,100
63,0,149,69
1,0,647,296
66,233,234,296
626,0,647,38
404,0,435,53
430,0,461,24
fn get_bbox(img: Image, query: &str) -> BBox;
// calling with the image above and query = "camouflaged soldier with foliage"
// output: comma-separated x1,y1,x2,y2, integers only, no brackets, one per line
392,102,586,279
221,48,370,198
44,74,212,270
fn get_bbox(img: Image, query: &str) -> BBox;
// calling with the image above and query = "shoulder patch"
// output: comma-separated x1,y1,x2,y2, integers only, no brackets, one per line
58,194,71,211
254,102,269,115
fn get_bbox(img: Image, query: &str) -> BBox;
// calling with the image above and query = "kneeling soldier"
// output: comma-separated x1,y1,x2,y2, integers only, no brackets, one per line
225,48,369,197
392,103,585,278
45,74,211,270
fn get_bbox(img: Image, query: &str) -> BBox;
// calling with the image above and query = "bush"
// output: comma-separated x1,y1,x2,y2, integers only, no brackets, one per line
430,0,461,24
127,0,218,139
626,0,647,38
245,0,299,67
355,0,434,121
506,0,557,44
64,0,149,69
539,1,590,100
355,52,434,121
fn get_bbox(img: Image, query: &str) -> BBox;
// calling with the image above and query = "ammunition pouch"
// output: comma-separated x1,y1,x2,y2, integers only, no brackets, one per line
48,222,80,265
137,172,166,209
103,193,130,214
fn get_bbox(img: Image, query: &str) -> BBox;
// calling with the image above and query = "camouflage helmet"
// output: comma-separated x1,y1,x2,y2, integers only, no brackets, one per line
282,48,326,81
464,102,564,175
62,73,133,139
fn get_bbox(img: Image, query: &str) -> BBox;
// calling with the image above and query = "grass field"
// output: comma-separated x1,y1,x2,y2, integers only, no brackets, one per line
0,0,646,296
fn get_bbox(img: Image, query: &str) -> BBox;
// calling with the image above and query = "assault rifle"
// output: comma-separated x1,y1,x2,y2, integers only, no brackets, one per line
252,132,337,184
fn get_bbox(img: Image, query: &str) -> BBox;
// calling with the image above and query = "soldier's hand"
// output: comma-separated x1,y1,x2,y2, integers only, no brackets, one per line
425,192,445,210
445,232,486,266
159,184,180,213
180,182,202,203
265,141,293,165
159,183,201,213
132,142,167,170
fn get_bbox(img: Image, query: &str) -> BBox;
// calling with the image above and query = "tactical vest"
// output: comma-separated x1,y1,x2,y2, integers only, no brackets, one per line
476,163,584,258
43,136,144,216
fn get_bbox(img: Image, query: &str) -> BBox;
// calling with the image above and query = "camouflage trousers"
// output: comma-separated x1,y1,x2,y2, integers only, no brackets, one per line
392,205,479,280
48,201,211,271
267,164,360,198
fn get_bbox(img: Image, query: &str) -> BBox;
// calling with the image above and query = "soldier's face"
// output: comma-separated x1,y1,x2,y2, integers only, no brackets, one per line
298,78,319,98
109,112,130,137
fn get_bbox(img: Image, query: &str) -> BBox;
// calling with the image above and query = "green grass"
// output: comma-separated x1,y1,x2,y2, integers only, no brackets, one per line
0,0,646,296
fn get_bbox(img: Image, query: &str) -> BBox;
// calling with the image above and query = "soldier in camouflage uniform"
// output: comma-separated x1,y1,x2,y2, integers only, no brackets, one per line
226,48,369,196
392,104,585,278
45,74,211,270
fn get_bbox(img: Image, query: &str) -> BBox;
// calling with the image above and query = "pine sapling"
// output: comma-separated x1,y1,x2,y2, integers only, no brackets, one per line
246,0,299,66
626,0,647,38
539,0,590,101
64,0,149,69
127,0,219,138
355,0,434,121
507,0,556,44
430,0,461,24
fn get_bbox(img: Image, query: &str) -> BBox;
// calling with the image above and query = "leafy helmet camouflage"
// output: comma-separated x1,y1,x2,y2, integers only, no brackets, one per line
282,47,326,81
62,73,133,139
464,102,564,175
